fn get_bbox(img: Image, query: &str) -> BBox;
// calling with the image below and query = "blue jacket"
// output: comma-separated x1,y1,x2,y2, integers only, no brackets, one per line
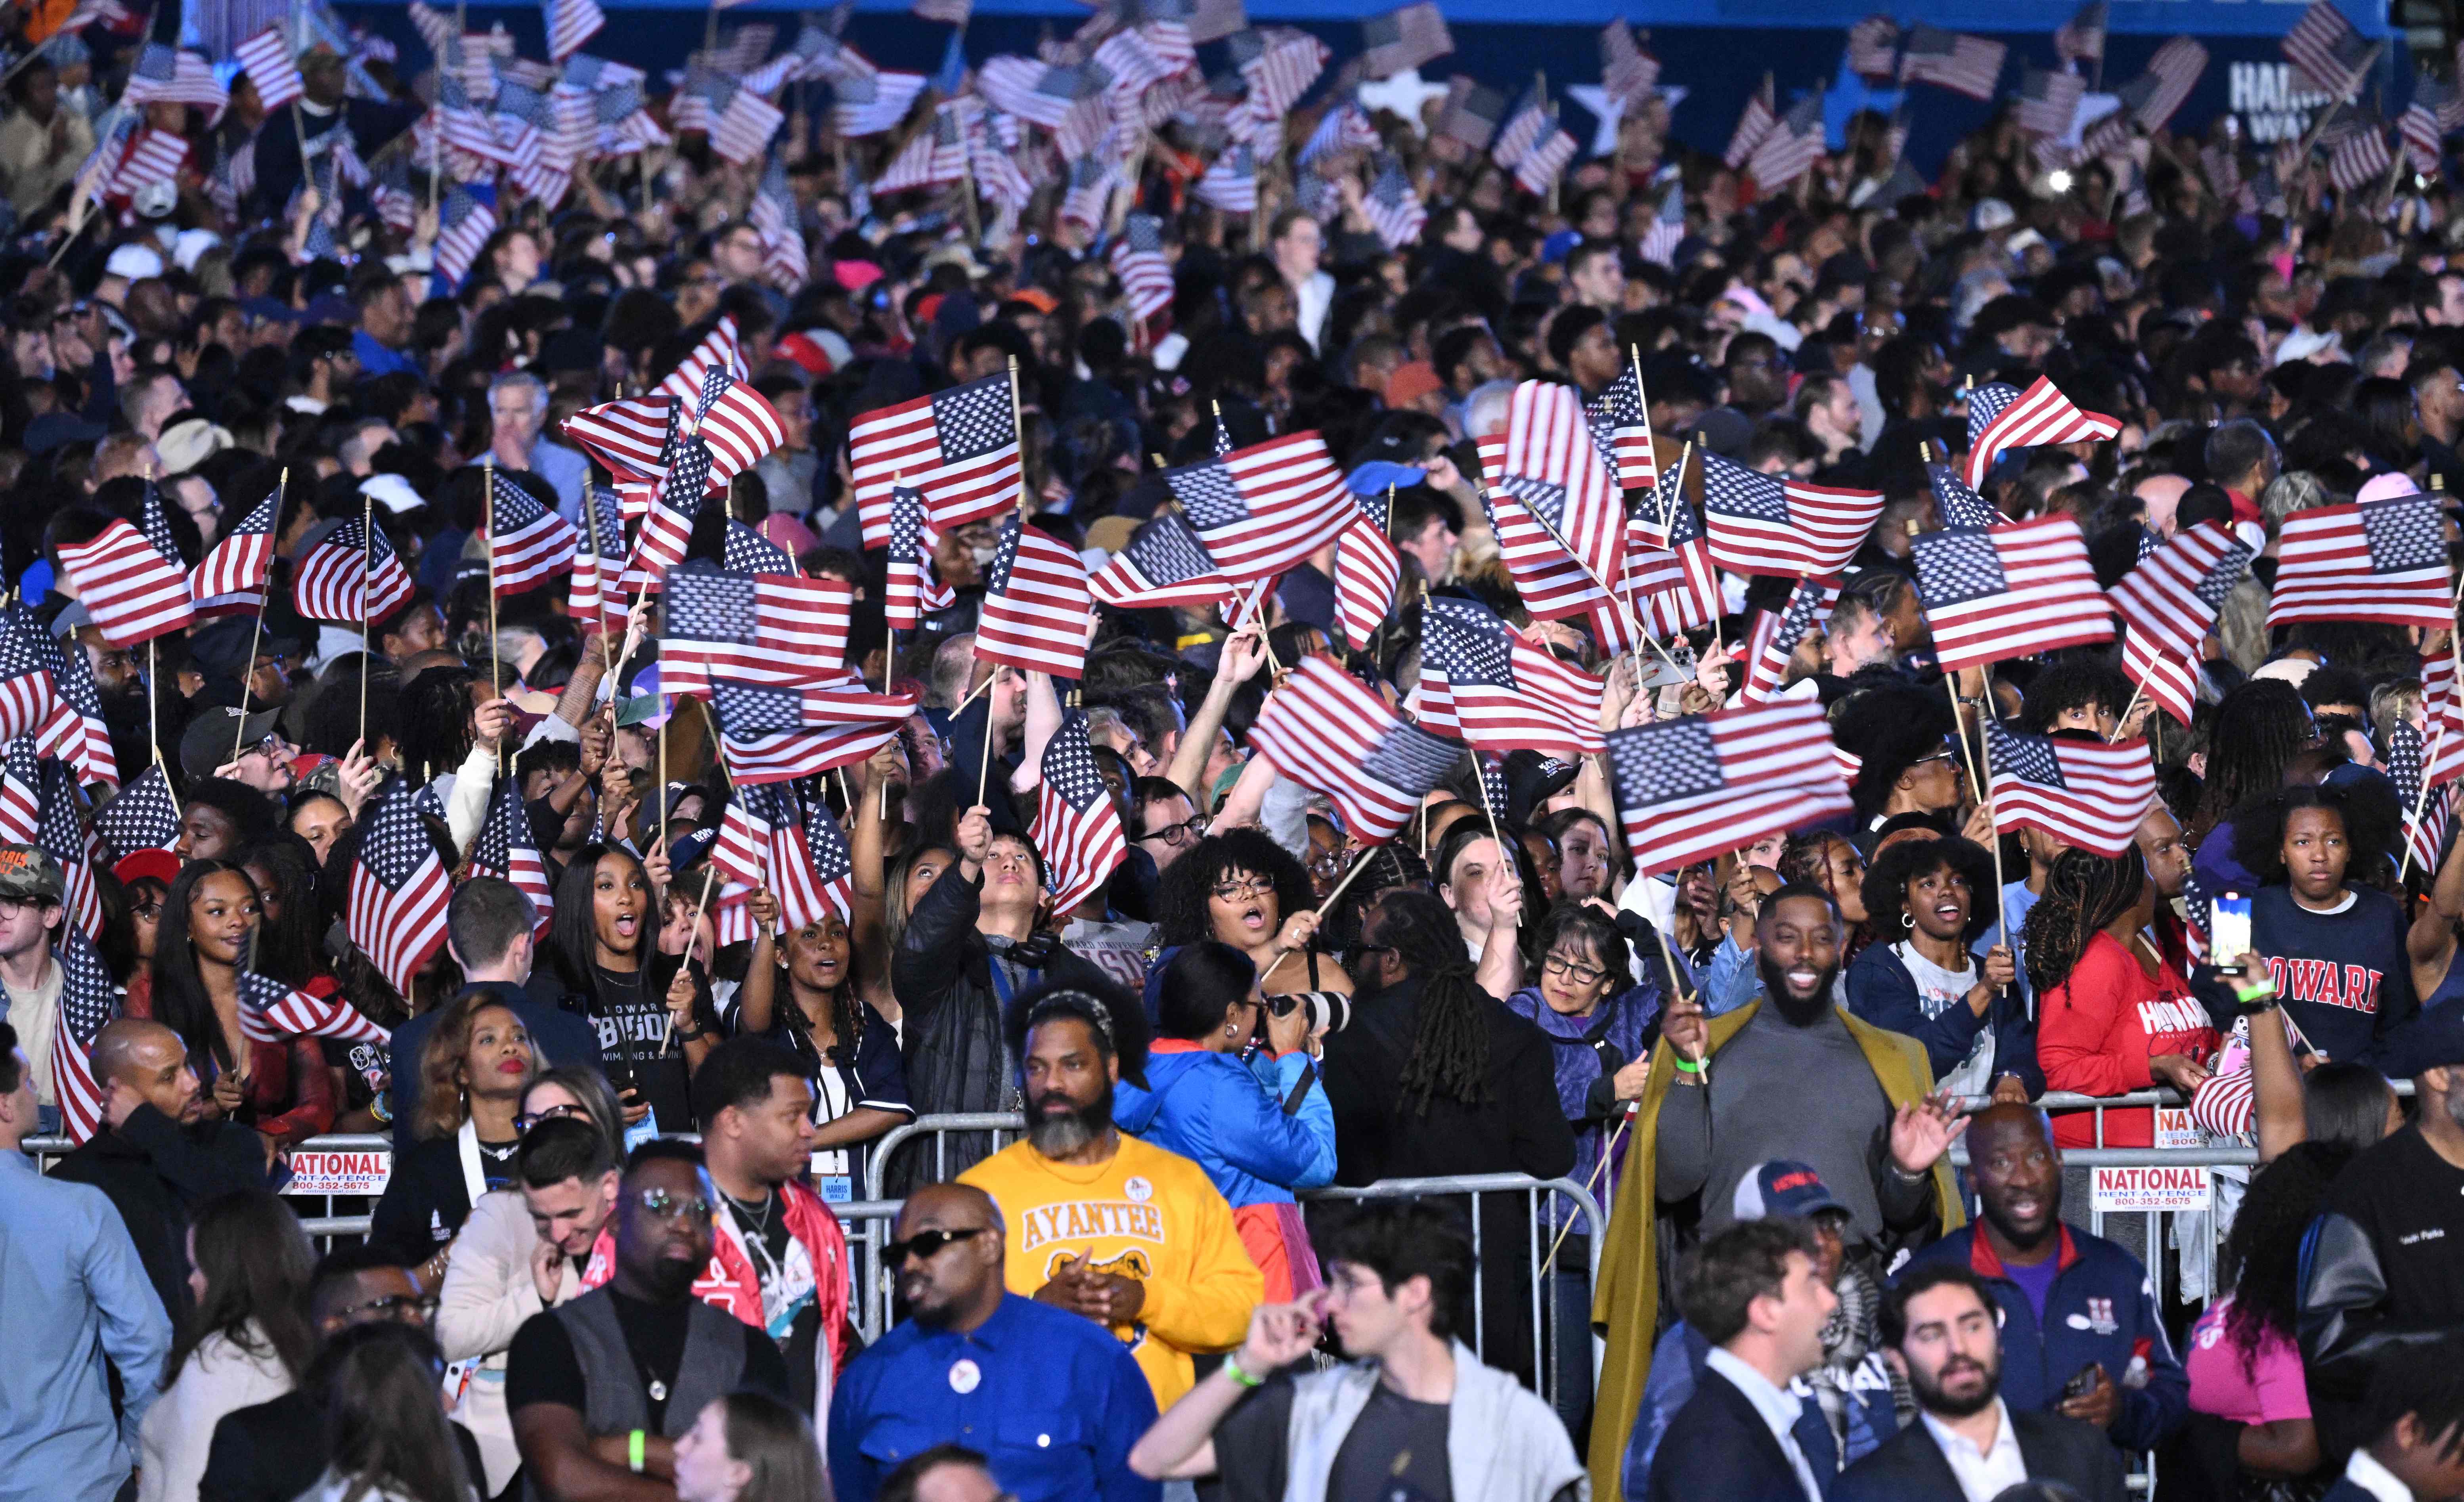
1624,1319,1897,1500
1111,1041,1336,1207
1843,941,2044,1099
1905,1223,2189,1454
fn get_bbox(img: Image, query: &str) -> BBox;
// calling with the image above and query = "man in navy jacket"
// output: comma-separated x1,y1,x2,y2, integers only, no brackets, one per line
1902,1104,2188,1456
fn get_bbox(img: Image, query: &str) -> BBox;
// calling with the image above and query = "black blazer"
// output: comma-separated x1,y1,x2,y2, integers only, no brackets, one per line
1834,1404,2129,1502
1649,1368,1817,1502
198,1388,487,1502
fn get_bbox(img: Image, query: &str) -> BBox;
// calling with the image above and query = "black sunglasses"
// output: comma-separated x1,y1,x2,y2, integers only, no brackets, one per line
884,1226,987,1267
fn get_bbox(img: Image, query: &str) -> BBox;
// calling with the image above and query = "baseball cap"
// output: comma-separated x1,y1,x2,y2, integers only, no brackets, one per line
0,845,65,905
616,665,671,729
360,474,426,515
104,243,165,281
112,849,182,889
1732,1160,1850,1223
1504,749,1580,827
180,705,284,783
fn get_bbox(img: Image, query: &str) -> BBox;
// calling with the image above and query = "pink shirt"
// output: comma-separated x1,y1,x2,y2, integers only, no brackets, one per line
2186,1297,2311,1424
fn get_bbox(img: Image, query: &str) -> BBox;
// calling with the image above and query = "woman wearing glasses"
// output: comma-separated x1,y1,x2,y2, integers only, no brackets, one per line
1502,900,1658,1434
367,993,538,1282
1150,828,1355,1012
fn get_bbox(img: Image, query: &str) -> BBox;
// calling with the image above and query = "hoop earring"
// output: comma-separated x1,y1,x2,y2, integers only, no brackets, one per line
1902,912,1916,930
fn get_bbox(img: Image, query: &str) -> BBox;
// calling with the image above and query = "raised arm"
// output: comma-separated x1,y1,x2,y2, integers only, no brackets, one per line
1166,628,1267,806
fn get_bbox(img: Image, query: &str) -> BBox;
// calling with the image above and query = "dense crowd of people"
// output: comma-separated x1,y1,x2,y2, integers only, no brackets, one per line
19,2,2464,1501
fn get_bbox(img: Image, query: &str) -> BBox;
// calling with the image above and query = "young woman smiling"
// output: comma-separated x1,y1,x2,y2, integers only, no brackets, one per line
1846,836,2038,1105
143,860,335,1151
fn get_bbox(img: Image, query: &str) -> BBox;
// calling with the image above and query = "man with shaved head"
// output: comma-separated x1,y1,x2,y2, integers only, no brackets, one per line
828,1182,1160,1502
50,1018,269,1321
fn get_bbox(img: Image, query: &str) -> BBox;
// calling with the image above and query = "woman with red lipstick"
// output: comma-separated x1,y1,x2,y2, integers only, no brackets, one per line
548,843,712,1136
367,991,538,1275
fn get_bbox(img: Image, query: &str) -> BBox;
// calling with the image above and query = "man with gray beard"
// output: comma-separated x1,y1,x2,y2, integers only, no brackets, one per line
2300,1005,2464,1466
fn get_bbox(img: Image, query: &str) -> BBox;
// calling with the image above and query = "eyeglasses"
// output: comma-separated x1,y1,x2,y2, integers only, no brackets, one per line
132,902,163,920
883,1226,987,1266
328,1292,439,1324
1307,850,1346,877
1542,953,1607,987
1211,877,1276,903
515,1102,590,1133
244,734,291,762
635,1188,713,1223
1141,814,1209,848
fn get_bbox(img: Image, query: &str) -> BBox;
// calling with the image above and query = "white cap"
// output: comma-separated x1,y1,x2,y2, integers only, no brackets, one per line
103,242,165,280
173,228,223,273
1972,197,2016,232
359,474,426,515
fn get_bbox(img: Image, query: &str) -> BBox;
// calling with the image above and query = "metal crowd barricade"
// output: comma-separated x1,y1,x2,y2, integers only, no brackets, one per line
25,1131,394,1251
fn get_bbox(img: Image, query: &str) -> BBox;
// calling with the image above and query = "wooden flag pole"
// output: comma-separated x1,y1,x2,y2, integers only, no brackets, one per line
358,490,372,746
235,467,287,762
483,461,505,772
1465,748,1504,851
147,637,159,774
976,669,999,808
1976,666,2007,899
1312,845,1382,917
1007,354,1030,520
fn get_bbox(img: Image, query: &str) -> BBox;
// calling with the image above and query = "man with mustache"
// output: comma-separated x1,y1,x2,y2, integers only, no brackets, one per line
1837,1265,2126,1502
1590,884,1968,1491
958,985,1262,1411
506,1141,794,1500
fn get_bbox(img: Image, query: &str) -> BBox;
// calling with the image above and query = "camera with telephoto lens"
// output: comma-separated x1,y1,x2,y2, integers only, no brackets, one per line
1263,990,1351,1035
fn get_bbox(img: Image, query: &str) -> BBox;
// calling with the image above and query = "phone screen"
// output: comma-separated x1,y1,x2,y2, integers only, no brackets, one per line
2211,892,2254,967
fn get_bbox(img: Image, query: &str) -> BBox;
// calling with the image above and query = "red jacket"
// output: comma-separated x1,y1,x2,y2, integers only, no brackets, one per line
694,1177,853,1376
2039,932,2217,1147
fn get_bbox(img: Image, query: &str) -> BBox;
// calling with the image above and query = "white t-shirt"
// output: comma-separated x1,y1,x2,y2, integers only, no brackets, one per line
1892,941,1994,1098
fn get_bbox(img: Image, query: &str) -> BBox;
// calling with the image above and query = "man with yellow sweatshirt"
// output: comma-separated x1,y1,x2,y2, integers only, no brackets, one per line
960,986,1263,1410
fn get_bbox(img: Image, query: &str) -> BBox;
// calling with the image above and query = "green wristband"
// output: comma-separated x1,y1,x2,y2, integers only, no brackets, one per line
1223,1354,1264,1388
1671,1054,1705,1074
629,1430,646,1474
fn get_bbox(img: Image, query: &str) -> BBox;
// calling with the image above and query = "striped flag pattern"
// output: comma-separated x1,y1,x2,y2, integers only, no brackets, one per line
293,518,414,624
1415,595,1605,758
2108,520,2253,665
234,27,303,110
188,487,280,616
1249,658,1466,844
484,471,578,595
348,780,453,995
849,368,1023,547
2267,493,2454,630
1963,375,2122,489
1699,451,1886,578
1928,463,2001,530
1910,517,2114,672
1724,75,1776,168
1089,512,1233,611
467,778,555,924
884,486,954,629
54,500,195,647
976,519,1094,678
712,681,912,784
562,394,673,482
0,610,60,745
37,760,98,941
2284,0,2378,101
1898,25,2006,100
660,569,853,693
238,970,388,1045
48,926,119,1145
1484,380,1624,607
1985,725,2158,859
1032,712,1130,914
1587,362,1659,495
1739,577,1842,705
1604,700,1855,878
571,488,629,638
1332,521,1402,654
1169,432,1358,583
1110,213,1175,324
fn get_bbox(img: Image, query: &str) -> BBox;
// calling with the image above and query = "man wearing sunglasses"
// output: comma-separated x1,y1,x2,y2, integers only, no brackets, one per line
830,1183,1158,1502
508,1140,794,1500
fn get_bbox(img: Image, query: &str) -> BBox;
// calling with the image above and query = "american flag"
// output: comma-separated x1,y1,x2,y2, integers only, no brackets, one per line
978,519,1094,678
1588,361,1659,494
885,487,955,629
712,681,912,784
1747,90,1827,189
1299,101,1380,167
1360,1,1450,77
1846,15,1900,79
1699,451,1886,578
2056,0,2108,63
1963,375,2121,490
293,518,414,625
779,783,855,927
562,394,674,482
1985,725,2158,860
1059,155,1116,232
1249,658,1465,844
2016,67,2085,139
484,471,578,595
348,780,453,995
660,568,852,693
849,368,1023,546
2267,493,2453,630
1110,213,1176,325
233,26,303,110
658,318,746,404
711,780,783,901
35,624,112,788
2403,74,2452,172
2389,723,2454,874
1898,25,2005,101
1927,462,2001,530
675,368,788,492
2419,652,2464,791
92,765,178,863
492,77,548,170
750,157,809,293
723,518,796,575
836,70,929,138
1438,77,1506,150
1515,126,1577,197
48,926,119,1144
571,488,629,638
1169,431,1358,583
1482,380,1624,605
1739,577,1842,705
37,760,98,941
976,56,1097,127
2122,628,2199,728
0,739,36,842
1416,595,1605,758
434,187,497,285
238,970,387,1047
2284,0,2378,101
467,777,555,923
544,0,605,59
438,71,509,161
54,500,195,647
1601,21,1660,105
1095,27,1174,101
2109,519,2255,674
105,129,189,202
1331,520,1401,654
2116,42,2202,134
1639,182,1685,267
712,87,785,165
1237,27,1328,118
1361,155,1427,250
124,43,228,115
1910,517,2114,672
1474,477,1612,626
1089,511,1233,610
2328,117,2392,193
1033,712,1130,913
1604,700,1855,878
1194,143,1256,212
1625,484,1722,637
0,610,60,745
1725,74,1777,169
874,103,968,192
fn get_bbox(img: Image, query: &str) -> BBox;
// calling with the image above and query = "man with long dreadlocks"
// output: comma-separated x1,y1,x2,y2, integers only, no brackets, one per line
1321,888,1576,1378
1589,884,1968,1485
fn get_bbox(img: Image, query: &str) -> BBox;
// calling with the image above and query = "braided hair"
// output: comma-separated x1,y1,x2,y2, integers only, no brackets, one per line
2194,680,2317,829
2022,846,2148,996
1370,889,1494,1115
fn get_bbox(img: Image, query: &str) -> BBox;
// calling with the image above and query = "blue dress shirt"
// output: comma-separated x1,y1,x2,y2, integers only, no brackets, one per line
0,1150,173,1502
828,1293,1159,1502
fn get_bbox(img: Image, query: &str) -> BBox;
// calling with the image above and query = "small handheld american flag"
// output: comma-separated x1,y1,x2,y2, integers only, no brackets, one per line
1169,431,1359,584
239,970,390,1046
1699,450,1886,578
1032,712,1130,914
2107,520,2253,667
484,469,579,595
1738,577,1842,706
660,568,854,694
885,486,957,629
348,780,453,995
1604,699,1854,878
1984,725,2158,859
93,764,179,864
1415,595,1605,758
1962,375,2121,490
2267,492,2453,630
1910,516,2113,672
54,491,195,647
1331,521,1402,655
188,486,281,616
1090,511,1233,612
976,519,1095,679
293,517,415,625
849,367,1023,547
1926,462,2001,530
1587,361,1659,496
467,777,555,924
0,609,61,746
1249,658,1466,844
1110,212,1176,325
712,681,913,785
49,925,121,1144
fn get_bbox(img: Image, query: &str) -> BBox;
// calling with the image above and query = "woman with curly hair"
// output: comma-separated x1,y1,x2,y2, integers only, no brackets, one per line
1844,836,2037,1103
2179,1142,2343,1492
2232,784,2417,1066
1149,827,1349,1004
2029,846,2217,1147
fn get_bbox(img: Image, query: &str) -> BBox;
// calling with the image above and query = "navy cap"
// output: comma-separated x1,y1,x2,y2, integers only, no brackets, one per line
1732,1160,1850,1223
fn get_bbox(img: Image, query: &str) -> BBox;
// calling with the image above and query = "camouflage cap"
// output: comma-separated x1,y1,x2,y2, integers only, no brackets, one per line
0,844,65,905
